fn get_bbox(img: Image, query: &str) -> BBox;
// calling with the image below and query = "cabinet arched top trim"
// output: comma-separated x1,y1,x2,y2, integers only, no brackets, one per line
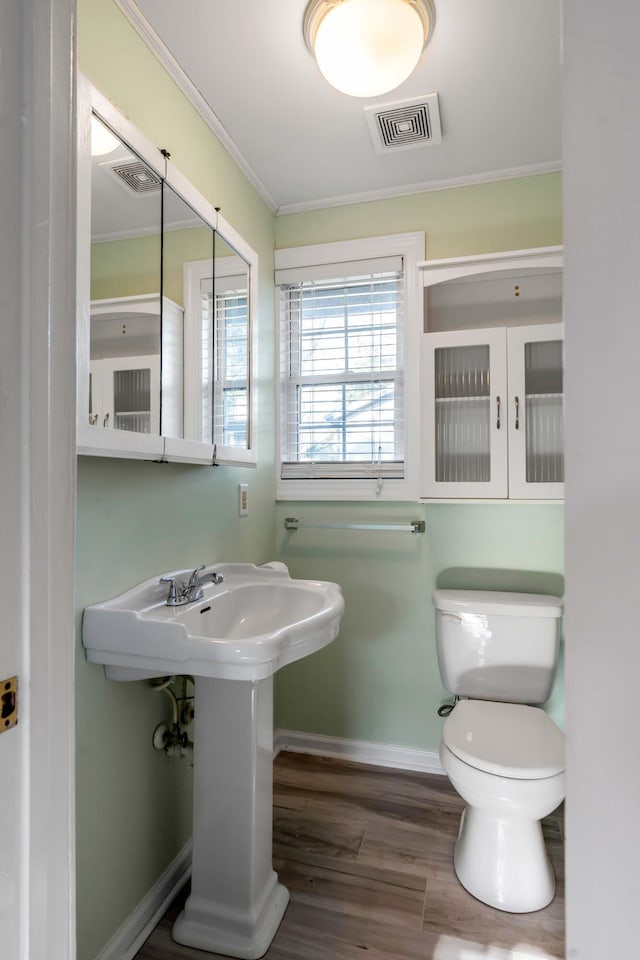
419,245,562,288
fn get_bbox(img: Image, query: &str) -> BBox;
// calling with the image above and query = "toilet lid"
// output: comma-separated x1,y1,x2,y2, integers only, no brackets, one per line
442,700,565,779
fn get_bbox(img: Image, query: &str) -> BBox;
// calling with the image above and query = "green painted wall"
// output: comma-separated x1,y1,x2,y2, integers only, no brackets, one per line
275,503,564,749
78,3,563,957
77,2,276,958
91,224,214,304
275,172,562,258
274,180,564,748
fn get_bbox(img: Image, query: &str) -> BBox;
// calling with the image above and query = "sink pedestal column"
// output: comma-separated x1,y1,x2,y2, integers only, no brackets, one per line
172,676,289,958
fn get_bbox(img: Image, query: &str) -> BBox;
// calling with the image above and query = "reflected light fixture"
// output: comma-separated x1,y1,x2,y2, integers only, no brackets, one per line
303,0,435,98
90,115,120,157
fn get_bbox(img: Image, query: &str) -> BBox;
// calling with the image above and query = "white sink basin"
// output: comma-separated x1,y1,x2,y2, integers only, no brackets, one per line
82,561,344,682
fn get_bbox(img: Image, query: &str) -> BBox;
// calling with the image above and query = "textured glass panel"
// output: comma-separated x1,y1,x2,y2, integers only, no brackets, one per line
524,340,564,483
434,345,491,483
524,340,563,395
113,368,151,433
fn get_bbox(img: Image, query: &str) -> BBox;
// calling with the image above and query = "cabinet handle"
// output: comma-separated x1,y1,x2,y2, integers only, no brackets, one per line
515,396,520,430
103,412,110,428
496,396,501,429
89,414,98,425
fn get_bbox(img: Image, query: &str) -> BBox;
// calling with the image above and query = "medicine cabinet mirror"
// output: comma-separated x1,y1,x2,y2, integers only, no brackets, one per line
76,76,257,465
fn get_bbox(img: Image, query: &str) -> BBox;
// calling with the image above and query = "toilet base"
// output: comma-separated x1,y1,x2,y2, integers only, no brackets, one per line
454,806,555,913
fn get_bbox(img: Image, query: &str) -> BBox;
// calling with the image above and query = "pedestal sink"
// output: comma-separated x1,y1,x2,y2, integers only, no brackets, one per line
82,562,344,959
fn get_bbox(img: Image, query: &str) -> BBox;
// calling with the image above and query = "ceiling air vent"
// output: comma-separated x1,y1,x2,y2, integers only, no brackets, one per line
111,161,162,194
365,93,442,154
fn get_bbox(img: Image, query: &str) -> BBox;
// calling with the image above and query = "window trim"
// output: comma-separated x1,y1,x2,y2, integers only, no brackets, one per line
275,232,425,501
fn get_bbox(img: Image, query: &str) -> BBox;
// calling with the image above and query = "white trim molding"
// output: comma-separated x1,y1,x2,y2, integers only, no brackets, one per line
274,729,445,775
95,841,192,960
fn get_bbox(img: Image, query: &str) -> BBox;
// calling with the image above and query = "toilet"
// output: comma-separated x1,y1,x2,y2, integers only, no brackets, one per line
433,589,565,913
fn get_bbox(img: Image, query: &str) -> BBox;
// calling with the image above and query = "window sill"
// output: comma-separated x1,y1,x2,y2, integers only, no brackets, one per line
276,477,418,502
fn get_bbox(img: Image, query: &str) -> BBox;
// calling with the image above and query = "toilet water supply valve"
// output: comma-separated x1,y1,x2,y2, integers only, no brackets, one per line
437,696,459,718
151,675,195,764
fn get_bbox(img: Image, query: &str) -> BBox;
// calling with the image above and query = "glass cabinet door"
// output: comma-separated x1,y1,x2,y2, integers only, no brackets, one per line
422,328,508,497
507,323,564,498
89,355,160,434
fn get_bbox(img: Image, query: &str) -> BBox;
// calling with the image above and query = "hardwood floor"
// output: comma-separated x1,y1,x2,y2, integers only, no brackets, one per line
135,752,565,960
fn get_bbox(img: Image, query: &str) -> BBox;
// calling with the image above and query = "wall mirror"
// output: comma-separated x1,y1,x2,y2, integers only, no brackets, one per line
77,76,257,465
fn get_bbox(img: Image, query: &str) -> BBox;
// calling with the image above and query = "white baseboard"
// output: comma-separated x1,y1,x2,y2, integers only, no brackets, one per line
95,840,192,960
274,728,445,776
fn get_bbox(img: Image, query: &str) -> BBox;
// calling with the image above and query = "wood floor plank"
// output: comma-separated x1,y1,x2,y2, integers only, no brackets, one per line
357,816,459,882
273,807,365,863
423,875,564,956
274,855,427,930
263,900,458,960
133,753,565,960
275,752,465,813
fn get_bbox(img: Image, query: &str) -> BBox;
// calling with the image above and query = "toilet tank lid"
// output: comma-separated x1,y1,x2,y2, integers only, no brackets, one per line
432,589,563,618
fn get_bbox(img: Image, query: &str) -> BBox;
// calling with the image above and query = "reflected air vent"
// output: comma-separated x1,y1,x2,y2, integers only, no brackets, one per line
112,161,162,194
365,93,442,154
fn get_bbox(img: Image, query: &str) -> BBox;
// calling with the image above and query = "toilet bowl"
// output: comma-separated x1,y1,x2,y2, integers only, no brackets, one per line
440,698,565,913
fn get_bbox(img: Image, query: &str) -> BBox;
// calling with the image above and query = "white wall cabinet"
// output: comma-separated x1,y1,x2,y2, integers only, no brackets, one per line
83,294,183,457
421,323,563,499
420,246,563,501
89,354,160,435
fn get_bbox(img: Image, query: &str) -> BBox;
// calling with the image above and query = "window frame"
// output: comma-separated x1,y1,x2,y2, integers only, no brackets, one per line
275,232,424,501
183,248,257,466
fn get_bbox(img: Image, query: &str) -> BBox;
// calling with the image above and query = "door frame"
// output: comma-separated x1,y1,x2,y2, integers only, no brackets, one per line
0,1,77,958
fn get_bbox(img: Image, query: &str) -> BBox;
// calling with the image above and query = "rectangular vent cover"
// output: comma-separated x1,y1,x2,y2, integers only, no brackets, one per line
112,161,162,194
365,93,442,154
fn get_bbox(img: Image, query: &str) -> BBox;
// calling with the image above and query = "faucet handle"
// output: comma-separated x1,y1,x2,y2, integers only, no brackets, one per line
160,576,181,605
187,564,206,588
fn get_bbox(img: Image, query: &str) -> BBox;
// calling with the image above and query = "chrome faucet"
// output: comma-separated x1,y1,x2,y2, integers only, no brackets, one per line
160,565,224,606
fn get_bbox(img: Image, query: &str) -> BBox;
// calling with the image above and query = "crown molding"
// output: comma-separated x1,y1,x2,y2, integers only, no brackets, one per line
112,0,279,213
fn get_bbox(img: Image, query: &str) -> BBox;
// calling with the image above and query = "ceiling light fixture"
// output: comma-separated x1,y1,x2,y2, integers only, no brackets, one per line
303,0,435,99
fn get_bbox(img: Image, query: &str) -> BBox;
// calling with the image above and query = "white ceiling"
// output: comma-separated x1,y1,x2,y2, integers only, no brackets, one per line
128,0,562,214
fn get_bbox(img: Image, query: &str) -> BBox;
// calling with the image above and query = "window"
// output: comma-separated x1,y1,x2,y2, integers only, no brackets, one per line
183,248,255,465
275,233,424,500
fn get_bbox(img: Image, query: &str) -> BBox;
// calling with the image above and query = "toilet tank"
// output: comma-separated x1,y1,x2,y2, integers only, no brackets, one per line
433,589,563,704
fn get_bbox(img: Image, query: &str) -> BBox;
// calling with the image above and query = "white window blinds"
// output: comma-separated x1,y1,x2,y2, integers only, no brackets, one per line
279,259,405,480
200,274,248,448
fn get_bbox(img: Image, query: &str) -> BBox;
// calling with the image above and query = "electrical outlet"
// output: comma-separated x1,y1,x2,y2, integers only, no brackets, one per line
1,676,18,733
238,483,248,516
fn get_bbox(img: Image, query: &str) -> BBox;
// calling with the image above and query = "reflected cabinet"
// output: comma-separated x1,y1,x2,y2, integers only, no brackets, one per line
77,75,257,465
420,247,563,500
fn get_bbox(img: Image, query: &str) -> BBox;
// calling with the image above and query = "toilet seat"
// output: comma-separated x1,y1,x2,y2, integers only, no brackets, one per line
442,699,564,780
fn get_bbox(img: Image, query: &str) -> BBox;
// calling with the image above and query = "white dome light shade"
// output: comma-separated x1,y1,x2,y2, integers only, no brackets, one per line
91,115,120,157
306,0,434,98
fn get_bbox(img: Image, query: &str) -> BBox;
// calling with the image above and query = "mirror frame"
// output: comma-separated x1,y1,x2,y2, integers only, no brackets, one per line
76,74,258,466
